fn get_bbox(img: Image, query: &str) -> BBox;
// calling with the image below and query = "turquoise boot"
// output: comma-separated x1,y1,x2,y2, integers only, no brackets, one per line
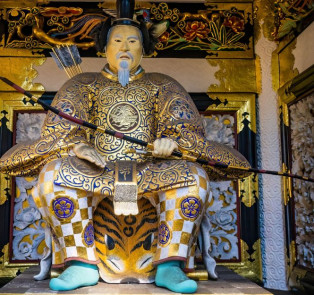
155,260,197,293
49,261,99,291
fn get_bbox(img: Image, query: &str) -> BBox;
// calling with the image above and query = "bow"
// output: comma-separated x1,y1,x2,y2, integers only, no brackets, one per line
0,76,313,183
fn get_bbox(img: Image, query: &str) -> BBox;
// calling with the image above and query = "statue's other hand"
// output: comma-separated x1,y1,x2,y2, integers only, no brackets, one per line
73,143,106,169
152,138,178,157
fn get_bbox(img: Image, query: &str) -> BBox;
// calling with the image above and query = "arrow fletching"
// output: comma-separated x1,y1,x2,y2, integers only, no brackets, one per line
49,51,64,70
51,45,82,78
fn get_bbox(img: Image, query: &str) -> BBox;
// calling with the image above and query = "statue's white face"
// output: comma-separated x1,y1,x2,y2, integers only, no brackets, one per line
106,25,143,74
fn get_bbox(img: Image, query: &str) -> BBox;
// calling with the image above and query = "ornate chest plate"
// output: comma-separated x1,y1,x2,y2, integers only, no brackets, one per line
107,102,140,132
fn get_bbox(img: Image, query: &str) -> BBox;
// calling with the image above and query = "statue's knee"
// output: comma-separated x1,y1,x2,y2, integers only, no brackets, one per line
37,159,62,195
188,162,211,201
188,162,210,185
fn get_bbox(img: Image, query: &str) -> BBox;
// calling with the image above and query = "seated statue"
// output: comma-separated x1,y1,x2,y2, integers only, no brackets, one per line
0,0,251,293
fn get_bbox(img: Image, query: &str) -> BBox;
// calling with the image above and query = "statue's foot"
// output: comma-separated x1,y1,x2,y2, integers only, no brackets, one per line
155,260,197,293
49,261,99,291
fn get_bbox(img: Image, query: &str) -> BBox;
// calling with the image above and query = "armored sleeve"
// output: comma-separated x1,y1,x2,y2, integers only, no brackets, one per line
0,73,94,176
153,73,251,181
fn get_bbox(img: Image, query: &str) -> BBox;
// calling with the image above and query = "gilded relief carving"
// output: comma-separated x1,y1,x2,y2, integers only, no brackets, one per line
272,0,314,40
290,94,314,270
150,2,254,58
1,2,254,58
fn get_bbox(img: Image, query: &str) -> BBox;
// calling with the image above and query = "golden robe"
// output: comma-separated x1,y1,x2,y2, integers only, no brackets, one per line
0,67,251,273
0,67,250,193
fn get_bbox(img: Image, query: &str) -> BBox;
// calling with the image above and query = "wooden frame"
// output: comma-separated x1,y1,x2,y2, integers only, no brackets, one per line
278,65,314,290
204,92,260,281
0,92,52,282
0,1,254,59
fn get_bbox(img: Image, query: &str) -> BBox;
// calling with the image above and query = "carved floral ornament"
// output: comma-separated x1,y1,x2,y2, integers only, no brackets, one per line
1,2,254,58
290,94,314,269
272,0,314,40
2,1,312,54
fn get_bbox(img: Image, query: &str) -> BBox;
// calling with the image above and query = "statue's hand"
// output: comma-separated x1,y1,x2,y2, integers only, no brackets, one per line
73,143,106,168
152,138,178,157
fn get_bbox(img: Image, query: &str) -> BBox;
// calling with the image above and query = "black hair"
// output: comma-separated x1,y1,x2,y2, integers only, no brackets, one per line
94,17,112,53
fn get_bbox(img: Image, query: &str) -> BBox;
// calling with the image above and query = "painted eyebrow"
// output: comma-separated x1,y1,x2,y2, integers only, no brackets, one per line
127,35,139,40
113,34,122,38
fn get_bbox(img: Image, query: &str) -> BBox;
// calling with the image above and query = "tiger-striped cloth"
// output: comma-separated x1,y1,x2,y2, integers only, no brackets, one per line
32,158,211,270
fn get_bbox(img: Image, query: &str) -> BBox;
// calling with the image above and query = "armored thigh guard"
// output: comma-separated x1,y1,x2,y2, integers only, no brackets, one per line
152,162,212,269
32,159,103,268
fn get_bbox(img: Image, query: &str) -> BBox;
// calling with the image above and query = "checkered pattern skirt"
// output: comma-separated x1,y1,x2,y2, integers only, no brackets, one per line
32,159,211,269
32,159,102,268
149,162,211,269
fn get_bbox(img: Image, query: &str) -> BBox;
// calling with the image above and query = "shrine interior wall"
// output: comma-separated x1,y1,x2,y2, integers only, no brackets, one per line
0,0,313,291
33,58,218,93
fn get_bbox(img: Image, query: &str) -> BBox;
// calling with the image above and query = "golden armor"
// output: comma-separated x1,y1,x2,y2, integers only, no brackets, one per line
0,68,250,272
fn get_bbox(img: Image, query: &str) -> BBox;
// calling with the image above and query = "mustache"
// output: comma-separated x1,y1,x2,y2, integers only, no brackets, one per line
116,52,134,61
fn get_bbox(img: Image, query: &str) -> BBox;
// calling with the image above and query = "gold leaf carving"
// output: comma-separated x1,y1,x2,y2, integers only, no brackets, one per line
225,239,262,283
0,57,45,92
207,59,257,93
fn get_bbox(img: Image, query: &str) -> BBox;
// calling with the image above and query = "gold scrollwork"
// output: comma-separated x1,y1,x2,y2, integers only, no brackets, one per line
3,5,96,49
1,2,253,58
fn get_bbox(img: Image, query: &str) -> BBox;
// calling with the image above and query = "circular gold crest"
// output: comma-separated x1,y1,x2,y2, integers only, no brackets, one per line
158,221,172,247
50,193,78,223
107,102,140,132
